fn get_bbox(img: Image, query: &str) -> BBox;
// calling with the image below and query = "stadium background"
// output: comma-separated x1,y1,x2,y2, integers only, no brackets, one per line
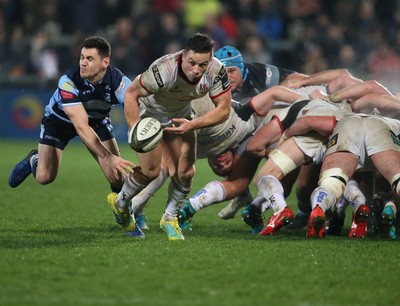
1,0,400,141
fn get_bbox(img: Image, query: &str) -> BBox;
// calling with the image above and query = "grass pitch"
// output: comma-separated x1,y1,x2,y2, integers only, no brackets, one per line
1,139,399,306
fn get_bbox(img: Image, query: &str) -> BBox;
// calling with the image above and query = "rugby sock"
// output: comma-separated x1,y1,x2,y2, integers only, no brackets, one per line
343,179,366,211
116,174,146,210
250,194,271,213
131,167,168,214
256,175,286,214
189,181,226,211
310,187,336,211
30,153,38,178
164,178,191,219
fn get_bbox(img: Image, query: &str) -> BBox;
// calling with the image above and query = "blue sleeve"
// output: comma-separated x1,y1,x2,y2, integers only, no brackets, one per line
114,75,132,105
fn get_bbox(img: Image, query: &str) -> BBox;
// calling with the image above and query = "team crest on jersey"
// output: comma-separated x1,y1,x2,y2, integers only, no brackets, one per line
199,84,208,94
390,130,400,146
151,65,164,87
326,133,338,149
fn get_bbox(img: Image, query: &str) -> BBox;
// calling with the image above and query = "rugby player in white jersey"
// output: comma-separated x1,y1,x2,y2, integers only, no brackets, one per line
107,33,232,240
282,113,400,239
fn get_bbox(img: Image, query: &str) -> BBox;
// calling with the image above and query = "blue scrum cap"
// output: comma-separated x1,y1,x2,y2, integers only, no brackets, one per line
214,46,245,76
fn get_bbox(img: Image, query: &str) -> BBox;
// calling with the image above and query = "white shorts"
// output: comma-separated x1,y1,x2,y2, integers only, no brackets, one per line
293,133,327,164
325,115,400,167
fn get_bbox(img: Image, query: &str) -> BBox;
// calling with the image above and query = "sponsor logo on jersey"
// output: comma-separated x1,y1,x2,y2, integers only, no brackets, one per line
115,79,125,96
390,130,400,146
198,124,236,145
266,67,272,85
326,133,338,149
152,65,164,87
60,89,75,100
214,66,230,90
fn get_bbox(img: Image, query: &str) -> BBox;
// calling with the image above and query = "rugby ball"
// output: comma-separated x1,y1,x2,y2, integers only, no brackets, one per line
128,117,163,153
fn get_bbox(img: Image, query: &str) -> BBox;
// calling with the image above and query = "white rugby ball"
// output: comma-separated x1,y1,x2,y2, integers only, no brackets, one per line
128,117,163,153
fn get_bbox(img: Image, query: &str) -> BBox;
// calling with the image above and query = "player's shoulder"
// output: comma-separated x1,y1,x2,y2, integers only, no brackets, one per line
108,66,126,79
59,67,79,93
152,51,181,68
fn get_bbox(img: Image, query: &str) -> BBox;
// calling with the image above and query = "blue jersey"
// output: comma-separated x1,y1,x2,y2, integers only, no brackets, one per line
233,63,294,104
44,65,131,123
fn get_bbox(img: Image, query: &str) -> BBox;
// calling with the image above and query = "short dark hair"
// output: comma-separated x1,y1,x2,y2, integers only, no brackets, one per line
82,36,111,58
185,33,214,54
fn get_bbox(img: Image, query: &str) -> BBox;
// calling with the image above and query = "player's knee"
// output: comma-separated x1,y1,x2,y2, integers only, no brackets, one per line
318,167,349,200
35,172,56,185
133,166,158,185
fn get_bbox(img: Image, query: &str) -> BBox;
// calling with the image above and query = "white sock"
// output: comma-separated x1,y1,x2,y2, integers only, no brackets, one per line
164,178,191,218
343,179,366,211
249,194,271,213
116,174,145,210
310,187,336,211
256,175,286,214
131,167,168,214
335,196,348,210
189,181,226,211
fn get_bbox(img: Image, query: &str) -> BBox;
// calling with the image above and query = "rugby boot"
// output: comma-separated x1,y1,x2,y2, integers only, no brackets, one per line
107,193,136,233
259,206,294,236
241,204,265,234
325,205,346,236
307,205,326,238
218,190,253,219
348,204,369,238
135,213,149,230
381,203,396,240
9,149,38,188
178,201,196,230
286,211,310,230
160,215,184,240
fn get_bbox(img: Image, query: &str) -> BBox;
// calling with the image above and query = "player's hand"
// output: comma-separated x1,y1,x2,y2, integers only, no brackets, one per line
309,89,330,100
109,155,135,180
163,118,192,134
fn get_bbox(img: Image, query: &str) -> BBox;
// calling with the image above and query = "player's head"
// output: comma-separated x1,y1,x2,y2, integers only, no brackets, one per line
215,46,245,91
80,36,111,83
182,33,214,83
208,149,234,177
82,36,111,58
215,46,245,76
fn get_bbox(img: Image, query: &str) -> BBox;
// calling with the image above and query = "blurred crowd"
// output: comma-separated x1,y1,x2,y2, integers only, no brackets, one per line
1,0,400,91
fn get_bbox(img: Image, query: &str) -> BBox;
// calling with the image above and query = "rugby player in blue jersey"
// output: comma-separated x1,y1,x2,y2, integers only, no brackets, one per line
9,36,135,226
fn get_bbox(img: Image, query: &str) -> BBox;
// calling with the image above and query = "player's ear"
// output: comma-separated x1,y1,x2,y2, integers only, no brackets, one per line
102,56,110,69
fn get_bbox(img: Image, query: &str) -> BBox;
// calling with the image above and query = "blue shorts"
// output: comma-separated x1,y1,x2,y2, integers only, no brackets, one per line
39,114,115,150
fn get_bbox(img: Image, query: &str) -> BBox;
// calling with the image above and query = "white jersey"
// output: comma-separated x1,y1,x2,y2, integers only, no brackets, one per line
270,97,353,163
325,114,400,167
134,50,231,125
192,95,256,158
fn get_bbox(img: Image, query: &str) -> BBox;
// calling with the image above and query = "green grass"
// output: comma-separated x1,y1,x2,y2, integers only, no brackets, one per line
1,139,400,306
